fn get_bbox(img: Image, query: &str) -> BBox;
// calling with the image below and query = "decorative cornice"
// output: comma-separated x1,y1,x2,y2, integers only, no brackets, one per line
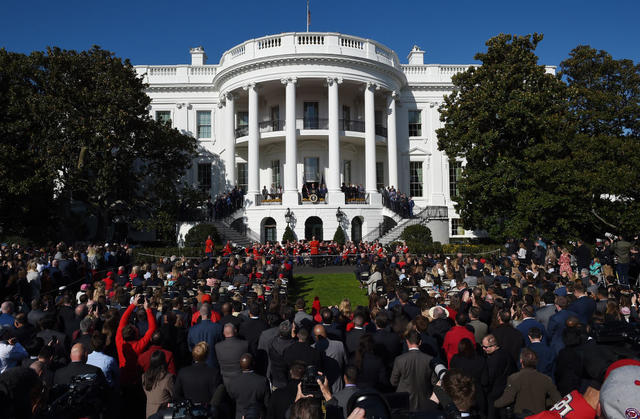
146,85,216,93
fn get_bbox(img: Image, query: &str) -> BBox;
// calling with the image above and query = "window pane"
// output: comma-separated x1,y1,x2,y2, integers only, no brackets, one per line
451,219,465,236
409,161,423,197
409,110,421,136
197,163,211,192
304,157,319,182
197,111,211,138
271,160,281,187
238,163,248,192
156,111,171,125
343,160,351,185
376,162,384,191
449,160,462,198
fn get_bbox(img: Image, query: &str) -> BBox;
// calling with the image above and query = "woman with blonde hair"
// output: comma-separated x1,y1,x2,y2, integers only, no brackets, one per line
339,298,352,320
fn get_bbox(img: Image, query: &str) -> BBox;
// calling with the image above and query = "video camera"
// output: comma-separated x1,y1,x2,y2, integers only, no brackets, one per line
301,365,323,398
155,400,212,419
47,373,104,418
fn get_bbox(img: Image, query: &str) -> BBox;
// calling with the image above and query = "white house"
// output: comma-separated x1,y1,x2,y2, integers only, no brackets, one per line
135,32,517,244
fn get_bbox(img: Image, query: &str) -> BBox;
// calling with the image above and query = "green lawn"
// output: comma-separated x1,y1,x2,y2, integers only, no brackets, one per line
289,273,369,309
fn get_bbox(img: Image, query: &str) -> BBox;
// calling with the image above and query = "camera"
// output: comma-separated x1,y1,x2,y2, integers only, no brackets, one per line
137,295,146,305
156,400,211,418
430,358,448,382
48,373,104,418
301,365,323,398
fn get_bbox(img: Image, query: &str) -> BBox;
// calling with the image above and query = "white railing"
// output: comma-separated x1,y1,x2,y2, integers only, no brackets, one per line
401,65,429,75
258,36,282,49
375,46,391,60
340,36,363,49
149,66,177,76
230,45,246,57
297,34,325,45
189,66,216,76
440,65,468,76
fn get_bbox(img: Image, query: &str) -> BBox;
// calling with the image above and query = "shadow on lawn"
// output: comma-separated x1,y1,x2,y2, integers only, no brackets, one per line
288,275,314,303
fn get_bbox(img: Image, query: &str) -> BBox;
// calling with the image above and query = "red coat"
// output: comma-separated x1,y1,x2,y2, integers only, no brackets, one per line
116,304,157,385
442,325,475,365
137,345,176,375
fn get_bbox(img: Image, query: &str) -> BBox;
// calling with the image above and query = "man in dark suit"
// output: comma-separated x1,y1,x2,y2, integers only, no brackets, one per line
527,328,555,378
372,312,402,371
327,364,360,417
567,282,596,325
390,330,433,411
481,334,517,419
239,302,269,356
535,293,557,330
547,296,577,354
345,314,366,357
226,353,270,419
215,323,248,384
283,327,322,370
516,305,547,345
188,303,223,368
491,310,524,364
53,343,107,388
174,341,221,404
267,362,305,419
320,308,344,342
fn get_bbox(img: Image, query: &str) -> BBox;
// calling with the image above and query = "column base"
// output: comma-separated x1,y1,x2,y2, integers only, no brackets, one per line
368,192,382,205
282,191,299,206
327,191,345,206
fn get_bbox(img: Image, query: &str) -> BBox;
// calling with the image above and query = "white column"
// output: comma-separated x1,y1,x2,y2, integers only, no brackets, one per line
429,101,446,205
224,92,236,187
364,82,378,194
246,83,259,197
327,77,345,205
387,91,399,189
282,77,298,205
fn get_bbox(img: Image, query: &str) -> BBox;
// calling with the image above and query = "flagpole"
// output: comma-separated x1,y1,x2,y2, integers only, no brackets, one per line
306,0,310,32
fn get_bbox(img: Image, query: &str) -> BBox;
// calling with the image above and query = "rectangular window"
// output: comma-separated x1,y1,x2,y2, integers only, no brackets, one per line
155,110,171,126
303,102,319,129
304,157,319,183
451,219,465,236
237,163,248,192
196,111,211,138
449,160,462,198
236,111,248,137
376,162,384,191
408,110,422,136
197,163,212,192
342,105,351,130
271,160,281,187
270,106,281,131
409,161,423,197
343,160,352,185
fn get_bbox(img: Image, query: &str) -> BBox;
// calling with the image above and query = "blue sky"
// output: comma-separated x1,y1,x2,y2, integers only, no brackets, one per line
2,0,638,67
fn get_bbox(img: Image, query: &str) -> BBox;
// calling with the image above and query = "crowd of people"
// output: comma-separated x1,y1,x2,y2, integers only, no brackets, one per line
0,235,639,419
206,187,245,221
381,187,416,218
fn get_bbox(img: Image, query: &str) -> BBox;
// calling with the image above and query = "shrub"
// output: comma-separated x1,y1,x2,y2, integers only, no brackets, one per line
184,223,221,248
333,226,346,245
282,226,296,243
400,224,433,244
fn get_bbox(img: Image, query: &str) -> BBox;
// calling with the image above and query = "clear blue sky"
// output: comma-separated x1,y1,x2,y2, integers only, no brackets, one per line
2,0,638,67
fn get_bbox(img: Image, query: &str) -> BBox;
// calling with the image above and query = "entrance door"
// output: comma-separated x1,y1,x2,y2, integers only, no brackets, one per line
262,217,277,243
305,216,323,241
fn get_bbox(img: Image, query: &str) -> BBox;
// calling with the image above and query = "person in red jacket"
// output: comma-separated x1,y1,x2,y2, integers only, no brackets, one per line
116,295,157,386
442,312,476,366
137,330,176,374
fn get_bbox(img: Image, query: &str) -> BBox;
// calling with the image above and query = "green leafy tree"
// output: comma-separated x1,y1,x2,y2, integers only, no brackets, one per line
333,226,346,245
282,226,296,243
437,34,588,240
560,46,640,236
184,223,220,248
400,224,433,254
0,46,198,240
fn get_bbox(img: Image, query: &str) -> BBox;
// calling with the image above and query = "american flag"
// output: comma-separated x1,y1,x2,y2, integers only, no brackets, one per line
306,0,310,32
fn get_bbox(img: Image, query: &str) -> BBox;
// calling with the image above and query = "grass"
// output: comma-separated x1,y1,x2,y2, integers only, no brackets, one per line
289,273,369,309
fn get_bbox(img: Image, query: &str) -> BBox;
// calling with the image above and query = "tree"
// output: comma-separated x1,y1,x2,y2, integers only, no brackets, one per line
333,226,346,245
400,224,433,244
184,223,220,248
560,46,640,236
437,34,589,240
0,46,198,240
282,226,296,243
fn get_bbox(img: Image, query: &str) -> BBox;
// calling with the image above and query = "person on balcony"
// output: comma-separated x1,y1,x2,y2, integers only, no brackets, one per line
262,186,269,200
302,184,309,199
269,184,277,199
319,184,327,199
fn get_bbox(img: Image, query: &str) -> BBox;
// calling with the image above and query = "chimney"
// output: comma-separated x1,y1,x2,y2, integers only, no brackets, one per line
407,45,425,65
190,46,207,66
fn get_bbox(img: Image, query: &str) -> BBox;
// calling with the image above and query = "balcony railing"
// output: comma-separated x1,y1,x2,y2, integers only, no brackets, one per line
341,119,364,132
235,119,387,137
258,120,285,132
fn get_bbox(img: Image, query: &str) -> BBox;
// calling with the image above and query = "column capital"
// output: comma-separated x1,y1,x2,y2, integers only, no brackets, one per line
326,76,343,86
281,77,297,85
222,91,235,101
366,81,380,91
242,82,257,91
391,90,400,100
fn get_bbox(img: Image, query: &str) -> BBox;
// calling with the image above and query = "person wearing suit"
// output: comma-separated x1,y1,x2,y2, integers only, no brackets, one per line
390,330,433,411
266,363,304,419
372,312,402,371
327,365,360,417
312,324,347,393
567,283,596,325
494,348,561,415
188,303,223,368
516,305,547,345
226,353,270,419
283,327,322,370
53,343,107,388
527,328,555,378
215,323,248,384
535,293,557,330
320,308,345,343
491,310,524,364
345,315,366,357
547,296,577,354
481,334,517,419
174,342,221,404
239,303,269,356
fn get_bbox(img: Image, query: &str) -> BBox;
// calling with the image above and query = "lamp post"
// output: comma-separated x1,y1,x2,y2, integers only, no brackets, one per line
336,206,346,225
285,207,293,228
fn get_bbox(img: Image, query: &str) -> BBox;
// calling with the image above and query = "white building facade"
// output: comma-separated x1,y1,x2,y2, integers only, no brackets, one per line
135,33,482,244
